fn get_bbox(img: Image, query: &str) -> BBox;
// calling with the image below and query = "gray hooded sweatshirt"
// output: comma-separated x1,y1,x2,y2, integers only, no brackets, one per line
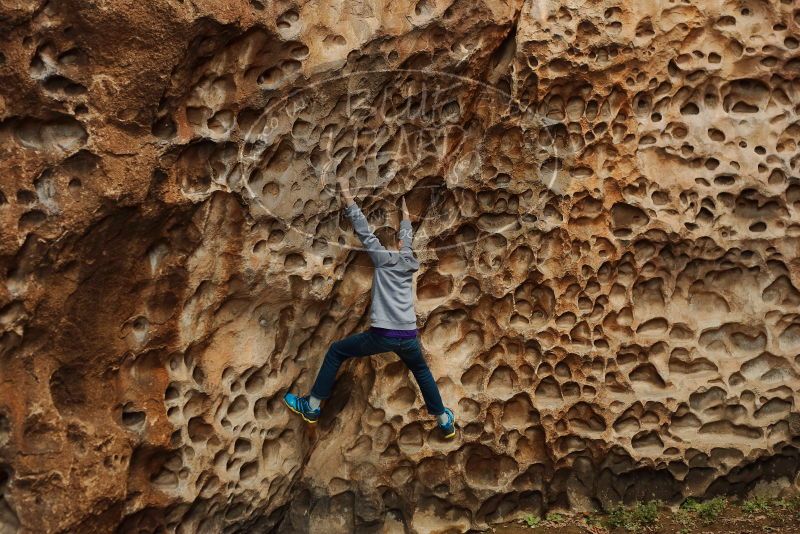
344,202,420,330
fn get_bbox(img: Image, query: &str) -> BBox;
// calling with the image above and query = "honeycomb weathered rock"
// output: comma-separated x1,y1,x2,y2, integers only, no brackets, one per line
1,0,800,532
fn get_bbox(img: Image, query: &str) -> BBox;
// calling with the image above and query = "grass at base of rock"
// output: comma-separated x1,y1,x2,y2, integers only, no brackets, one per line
606,500,659,531
496,493,800,534
741,495,800,517
521,515,540,528
677,496,728,527
517,512,565,529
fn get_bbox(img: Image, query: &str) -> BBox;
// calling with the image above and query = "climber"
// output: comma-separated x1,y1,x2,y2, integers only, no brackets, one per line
284,175,456,438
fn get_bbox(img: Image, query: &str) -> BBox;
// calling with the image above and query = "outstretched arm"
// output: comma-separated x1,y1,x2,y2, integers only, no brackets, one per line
337,176,388,266
398,197,420,269
337,175,356,207
399,197,413,252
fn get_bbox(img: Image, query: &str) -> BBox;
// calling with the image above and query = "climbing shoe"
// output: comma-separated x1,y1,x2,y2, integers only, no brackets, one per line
283,392,320,423
438,407,456,439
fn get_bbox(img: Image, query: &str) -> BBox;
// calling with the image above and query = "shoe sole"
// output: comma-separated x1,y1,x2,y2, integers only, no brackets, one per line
283,398,318,424
443,430,456,439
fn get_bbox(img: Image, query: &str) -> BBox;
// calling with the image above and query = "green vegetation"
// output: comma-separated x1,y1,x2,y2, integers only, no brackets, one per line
741,495,800,521
742,496,772,514
606,500,660,531
518,512,566,529
774,496,800,514
583,513,604,527
507,494,800,533
521,514,540,528
679,497,728,524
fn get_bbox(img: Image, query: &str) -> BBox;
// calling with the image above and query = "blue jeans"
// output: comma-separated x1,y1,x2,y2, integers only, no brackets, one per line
310,331,446,415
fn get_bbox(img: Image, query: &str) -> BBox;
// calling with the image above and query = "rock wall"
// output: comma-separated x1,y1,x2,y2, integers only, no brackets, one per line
1,0,800,532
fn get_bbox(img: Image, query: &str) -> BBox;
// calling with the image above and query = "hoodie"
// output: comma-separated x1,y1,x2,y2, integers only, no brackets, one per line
344,202,420,330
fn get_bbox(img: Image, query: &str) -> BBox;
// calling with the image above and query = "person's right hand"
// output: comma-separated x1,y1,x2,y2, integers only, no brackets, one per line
401,197,411,221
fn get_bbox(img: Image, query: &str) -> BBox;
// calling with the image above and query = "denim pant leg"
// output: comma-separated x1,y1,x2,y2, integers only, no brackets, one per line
310,332,384,400
394,338,446,416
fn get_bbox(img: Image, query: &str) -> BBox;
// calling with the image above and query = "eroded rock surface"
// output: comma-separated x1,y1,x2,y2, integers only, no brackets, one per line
1,0,800,532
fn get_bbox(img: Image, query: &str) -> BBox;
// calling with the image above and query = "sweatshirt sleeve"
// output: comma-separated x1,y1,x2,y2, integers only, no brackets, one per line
398,220,413,250
344,202,389,267
398,219,420,270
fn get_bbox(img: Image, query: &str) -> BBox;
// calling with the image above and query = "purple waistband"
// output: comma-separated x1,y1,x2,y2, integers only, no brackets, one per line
370,327,418,339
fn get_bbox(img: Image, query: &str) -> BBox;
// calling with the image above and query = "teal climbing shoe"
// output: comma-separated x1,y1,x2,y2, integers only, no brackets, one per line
283,392,320,424
438,407,456,439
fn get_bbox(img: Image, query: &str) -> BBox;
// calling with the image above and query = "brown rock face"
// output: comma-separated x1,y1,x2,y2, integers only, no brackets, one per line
2,0,800,532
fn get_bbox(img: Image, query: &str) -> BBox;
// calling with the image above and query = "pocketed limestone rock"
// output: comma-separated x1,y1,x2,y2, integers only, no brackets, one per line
1,0,799,532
